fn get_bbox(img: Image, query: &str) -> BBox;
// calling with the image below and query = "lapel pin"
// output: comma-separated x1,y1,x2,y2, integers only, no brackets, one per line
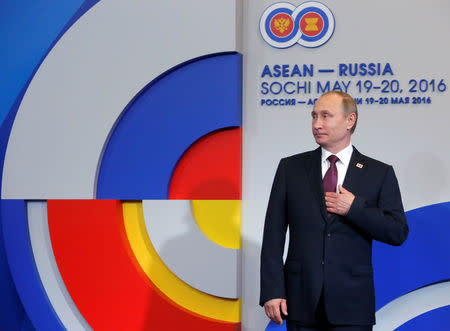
356,163,363,168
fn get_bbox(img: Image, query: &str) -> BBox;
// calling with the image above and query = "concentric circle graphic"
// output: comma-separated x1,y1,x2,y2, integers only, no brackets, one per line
259,3,300,49
0,1,243,330
293,1,334,48
259,1,335,49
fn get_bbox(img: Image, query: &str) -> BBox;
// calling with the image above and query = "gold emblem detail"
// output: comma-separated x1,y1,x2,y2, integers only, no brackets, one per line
274,18,291,33
305,18,319,31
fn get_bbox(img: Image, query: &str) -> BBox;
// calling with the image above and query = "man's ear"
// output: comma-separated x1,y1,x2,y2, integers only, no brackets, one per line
347,113,356,131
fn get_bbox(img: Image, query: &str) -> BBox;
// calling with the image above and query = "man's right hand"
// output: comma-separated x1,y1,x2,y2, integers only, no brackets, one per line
264,298,288,325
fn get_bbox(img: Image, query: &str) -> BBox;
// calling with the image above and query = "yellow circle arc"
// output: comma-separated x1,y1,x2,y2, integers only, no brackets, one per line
191,200,241,249
122,201,240,323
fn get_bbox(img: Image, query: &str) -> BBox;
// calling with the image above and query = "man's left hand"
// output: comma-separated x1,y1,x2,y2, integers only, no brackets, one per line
325,185,355,216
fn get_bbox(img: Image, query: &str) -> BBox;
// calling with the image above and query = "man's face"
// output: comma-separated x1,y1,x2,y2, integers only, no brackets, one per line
311,94,353,152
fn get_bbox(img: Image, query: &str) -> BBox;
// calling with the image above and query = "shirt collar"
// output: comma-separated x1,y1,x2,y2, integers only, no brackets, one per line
321,143,353,166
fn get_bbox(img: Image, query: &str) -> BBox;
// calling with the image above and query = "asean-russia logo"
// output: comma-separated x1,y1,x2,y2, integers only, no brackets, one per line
260,1,335,48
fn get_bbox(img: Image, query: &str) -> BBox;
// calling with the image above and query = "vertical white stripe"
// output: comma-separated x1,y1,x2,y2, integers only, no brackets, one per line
28,201,92,330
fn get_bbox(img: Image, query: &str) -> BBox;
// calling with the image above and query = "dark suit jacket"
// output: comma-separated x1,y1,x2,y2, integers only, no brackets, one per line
259,147,408,325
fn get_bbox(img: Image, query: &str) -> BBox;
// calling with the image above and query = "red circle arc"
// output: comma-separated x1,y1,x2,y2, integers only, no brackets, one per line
47,200,240,330
169,127,242,199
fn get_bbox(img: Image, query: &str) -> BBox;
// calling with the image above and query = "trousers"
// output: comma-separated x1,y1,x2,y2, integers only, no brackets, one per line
286,287,373,331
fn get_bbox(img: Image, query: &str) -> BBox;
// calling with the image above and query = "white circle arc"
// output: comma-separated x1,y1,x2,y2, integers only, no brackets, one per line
142,200,241,299
374,281,450,330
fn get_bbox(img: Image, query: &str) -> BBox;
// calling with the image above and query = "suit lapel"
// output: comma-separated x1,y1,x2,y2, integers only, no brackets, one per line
342,147,366,194
303,147,328,222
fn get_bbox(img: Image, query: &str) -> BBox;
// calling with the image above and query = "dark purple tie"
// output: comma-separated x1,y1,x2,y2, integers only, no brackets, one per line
323,155,339,194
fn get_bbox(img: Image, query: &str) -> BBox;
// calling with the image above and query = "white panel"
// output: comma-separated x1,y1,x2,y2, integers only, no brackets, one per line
142,200,241,299
2,0,240,198
27,201,92,330
375,282,450,330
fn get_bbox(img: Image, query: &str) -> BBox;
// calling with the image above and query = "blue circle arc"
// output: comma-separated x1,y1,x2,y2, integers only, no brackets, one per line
96,53,242,199
395,305,450,331
1,200,65,330
373,201,450,310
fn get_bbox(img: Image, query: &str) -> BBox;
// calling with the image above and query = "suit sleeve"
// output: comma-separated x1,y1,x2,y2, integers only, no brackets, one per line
259,159,288,306
345,165,409,246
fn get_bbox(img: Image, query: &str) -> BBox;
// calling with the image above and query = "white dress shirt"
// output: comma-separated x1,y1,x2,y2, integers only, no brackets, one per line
321,143,354,193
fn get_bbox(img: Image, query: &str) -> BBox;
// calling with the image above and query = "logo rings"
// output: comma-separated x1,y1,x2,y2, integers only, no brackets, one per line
260,1,335,49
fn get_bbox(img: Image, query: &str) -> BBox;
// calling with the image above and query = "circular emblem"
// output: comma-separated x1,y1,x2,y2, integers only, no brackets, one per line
270,12,294,38
299,12,323,37
259,3,301,49
260,1,335,49
293,2,334,48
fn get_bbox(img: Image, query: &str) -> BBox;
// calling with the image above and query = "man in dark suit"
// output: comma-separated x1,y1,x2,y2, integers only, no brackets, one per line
260,91,409,331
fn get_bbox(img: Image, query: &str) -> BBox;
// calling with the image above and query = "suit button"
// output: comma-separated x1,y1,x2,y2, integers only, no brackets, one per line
327,233,331,238
321,261,325,265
